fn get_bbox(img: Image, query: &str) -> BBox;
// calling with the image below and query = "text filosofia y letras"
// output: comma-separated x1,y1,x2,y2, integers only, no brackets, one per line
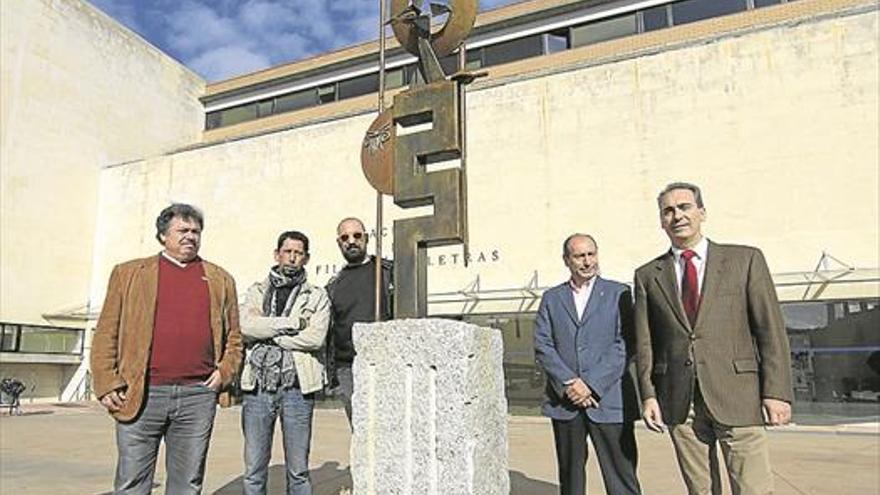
311,249,501,276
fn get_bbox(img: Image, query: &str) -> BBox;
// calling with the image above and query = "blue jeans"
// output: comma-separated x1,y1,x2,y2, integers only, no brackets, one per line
114,384,218,494
242,386,315,495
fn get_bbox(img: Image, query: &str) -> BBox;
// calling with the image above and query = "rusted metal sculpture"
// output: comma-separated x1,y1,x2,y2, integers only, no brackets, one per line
360,0,481,318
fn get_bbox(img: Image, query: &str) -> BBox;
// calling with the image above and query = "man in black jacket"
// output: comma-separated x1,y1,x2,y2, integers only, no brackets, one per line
326,217,392,425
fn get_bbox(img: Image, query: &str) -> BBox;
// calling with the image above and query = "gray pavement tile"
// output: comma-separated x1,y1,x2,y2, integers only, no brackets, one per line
0,402,877,494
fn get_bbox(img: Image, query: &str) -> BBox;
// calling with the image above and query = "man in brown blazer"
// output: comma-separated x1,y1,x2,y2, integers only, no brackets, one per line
91,203,242,494
634,183,792,495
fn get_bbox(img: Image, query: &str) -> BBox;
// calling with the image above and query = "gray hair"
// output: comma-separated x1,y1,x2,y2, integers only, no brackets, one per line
656,182,704,209
562,233,598,257
155,203,204,242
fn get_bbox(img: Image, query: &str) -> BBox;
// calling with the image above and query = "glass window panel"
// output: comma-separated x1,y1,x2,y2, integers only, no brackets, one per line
671,0,748,26
466,48,484,69
317,84,336,104
437,49,483,75
783,298,880,423
642,5,669,32
754,0,783,7
256,99,274,118
205,112,222,130
17,327,82,354
439,54,459,75
544,30,569,54
275,89,318,114
385,68,405,89
218,104,257,127
782,303,828,331
1,325,18,351
570,13,638,48
483,35,544,67
338,73,379,100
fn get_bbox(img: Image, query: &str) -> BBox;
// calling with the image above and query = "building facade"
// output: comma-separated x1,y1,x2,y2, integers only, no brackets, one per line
1,0,878,419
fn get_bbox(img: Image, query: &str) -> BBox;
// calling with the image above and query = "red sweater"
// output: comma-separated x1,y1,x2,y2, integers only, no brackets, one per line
148,256,215,385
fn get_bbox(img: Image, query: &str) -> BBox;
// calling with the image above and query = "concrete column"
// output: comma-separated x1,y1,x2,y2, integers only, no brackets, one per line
350,318,509,494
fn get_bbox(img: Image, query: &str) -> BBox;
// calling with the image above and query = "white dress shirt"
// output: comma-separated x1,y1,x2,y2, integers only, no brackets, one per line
570,276,596,321
671,236,709,295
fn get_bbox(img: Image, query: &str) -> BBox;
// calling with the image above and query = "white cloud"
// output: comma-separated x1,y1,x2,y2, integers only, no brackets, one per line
164,1,247,55
187,45,272,81
93,0,524,81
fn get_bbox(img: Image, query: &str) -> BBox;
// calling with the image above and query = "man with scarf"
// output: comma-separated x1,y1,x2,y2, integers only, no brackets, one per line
239,230,330,495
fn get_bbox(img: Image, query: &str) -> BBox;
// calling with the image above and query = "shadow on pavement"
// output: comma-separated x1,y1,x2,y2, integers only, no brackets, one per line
211,464,554,494
510,470,557,494
212,461,351,495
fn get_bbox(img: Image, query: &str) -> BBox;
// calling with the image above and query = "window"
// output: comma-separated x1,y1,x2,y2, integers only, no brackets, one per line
784,298,880,416
483,35,544,67
0,323,84,354
641,5,670,32
438,48,484,75
203,0,780,131
338,73,379,100
205,112,222,130
275,89,318,114
570,13,638,48
256,99,274,118
671,0,748,26
544,29,569,54
385,68,406,89
465,48,485,70
217,104,257,127
317,84,337,104
1,324,19,352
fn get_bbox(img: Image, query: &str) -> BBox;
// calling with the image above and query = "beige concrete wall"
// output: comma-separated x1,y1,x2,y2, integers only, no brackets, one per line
92,5,879,314
0,362,79,402
0,0,205,325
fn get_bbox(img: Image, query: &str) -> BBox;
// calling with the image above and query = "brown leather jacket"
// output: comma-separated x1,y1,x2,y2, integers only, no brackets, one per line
90,255,243,422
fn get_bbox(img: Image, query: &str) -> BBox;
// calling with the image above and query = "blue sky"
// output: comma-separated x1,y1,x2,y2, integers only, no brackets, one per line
91,0,522,82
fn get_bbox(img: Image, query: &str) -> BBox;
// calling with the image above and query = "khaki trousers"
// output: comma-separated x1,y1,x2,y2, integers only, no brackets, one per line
669,391,773,495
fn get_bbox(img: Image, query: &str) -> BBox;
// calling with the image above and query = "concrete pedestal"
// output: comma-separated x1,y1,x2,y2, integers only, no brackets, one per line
350,318,509,494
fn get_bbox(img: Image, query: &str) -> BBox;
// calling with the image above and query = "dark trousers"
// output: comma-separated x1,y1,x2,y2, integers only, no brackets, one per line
335,364,353,428
551,412,642,495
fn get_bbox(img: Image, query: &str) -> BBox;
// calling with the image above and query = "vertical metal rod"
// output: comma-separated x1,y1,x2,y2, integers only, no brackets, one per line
375,0,388,322
458,44,470,268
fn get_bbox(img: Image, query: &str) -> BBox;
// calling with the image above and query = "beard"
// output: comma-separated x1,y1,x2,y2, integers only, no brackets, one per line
342,245,367,264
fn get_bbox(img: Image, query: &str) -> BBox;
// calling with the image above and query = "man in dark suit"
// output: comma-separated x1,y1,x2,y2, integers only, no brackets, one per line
634,182,793,495
535,233,642,495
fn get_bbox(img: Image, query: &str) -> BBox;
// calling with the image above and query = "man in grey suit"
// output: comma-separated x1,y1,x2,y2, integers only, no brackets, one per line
634,182,793,495
535,234,642,495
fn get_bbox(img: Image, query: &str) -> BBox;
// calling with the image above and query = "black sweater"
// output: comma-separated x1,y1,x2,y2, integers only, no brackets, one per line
326,257,392,364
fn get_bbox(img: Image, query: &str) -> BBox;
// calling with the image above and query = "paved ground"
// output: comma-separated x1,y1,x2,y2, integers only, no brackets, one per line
1,402,878,494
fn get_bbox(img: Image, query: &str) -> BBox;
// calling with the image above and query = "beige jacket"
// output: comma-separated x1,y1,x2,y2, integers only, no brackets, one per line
239,278,330,395
90,255,243,422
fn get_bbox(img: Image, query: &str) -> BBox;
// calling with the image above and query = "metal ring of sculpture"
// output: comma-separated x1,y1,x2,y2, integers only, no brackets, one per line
390,0,477,58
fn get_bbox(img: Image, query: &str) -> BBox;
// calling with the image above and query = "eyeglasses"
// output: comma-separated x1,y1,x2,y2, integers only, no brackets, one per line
338,232,364,243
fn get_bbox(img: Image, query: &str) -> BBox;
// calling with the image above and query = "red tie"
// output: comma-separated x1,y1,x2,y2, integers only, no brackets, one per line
681,249,700,327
